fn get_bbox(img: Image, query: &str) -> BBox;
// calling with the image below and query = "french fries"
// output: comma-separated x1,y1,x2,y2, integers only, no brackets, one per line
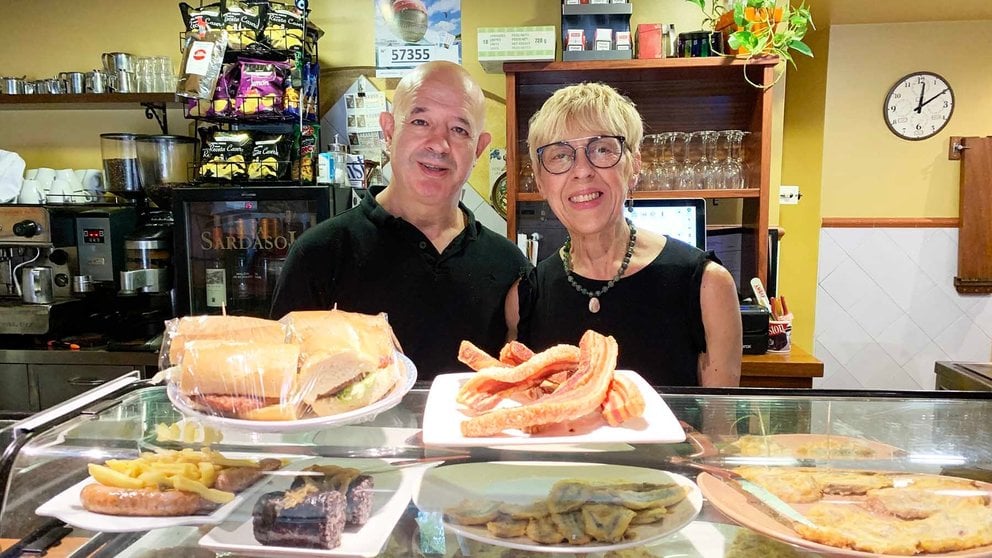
154,420,223,444
86,448,255,504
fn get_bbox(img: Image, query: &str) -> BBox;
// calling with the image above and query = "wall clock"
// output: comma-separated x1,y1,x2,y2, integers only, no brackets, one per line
883,71,955,141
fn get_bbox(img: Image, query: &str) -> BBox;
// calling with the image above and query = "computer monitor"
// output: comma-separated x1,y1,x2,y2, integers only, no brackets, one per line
624,198,706,250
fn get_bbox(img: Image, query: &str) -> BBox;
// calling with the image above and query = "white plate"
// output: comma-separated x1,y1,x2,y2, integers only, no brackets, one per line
35,476,255,533
414,461,703,554
199,457,433,557
168,353,417,433
421,370,685,447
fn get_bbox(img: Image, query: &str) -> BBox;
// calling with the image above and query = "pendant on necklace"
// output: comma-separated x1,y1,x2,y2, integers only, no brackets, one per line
588,297,601,313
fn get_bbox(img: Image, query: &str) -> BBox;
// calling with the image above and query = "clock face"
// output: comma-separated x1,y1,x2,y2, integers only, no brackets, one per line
884,72,955,140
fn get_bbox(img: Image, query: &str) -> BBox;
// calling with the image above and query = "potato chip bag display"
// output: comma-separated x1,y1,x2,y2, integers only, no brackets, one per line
249,133,291,181
185,63,239,118
177,29,229,100
235,58,289,117
199,129,253,181
222,0,265,50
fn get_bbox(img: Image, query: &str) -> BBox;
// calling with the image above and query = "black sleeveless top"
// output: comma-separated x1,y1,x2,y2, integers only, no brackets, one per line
518,237,715,387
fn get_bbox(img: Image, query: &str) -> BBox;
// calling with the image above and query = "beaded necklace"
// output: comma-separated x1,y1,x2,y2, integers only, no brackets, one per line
561,218,637,314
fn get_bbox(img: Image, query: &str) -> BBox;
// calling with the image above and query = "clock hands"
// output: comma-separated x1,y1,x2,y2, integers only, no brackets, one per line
917,87,950,111
914,82,926,113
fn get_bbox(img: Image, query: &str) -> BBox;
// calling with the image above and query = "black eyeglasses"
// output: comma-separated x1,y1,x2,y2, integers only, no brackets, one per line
535,135,627,175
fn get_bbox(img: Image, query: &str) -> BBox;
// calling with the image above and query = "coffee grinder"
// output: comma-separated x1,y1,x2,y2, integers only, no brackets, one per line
99,134,197,345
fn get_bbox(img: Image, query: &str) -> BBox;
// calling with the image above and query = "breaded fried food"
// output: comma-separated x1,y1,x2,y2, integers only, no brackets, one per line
526,515,565,544
548,480,590,513
795,438,877,459
581,504,637,543
812,470,893,495
486,514,528,538
866,487,985,519
630,505,668,525
605,484,687,511
916,504,992,553
550,511,592,545
728,435,789,457
498,500,549,519
795,502,920,555
445,499,501,525
735,467,821,503
907,475,990,502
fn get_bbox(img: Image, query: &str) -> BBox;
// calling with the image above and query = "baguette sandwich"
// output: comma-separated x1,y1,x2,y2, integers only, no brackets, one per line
177,339,302,420
166,315,286,366
281,310,402,417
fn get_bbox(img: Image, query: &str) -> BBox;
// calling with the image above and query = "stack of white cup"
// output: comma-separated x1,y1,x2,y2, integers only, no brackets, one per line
21,168,103,204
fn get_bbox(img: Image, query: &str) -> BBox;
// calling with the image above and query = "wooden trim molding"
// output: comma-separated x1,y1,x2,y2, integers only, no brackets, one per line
821,217,959,228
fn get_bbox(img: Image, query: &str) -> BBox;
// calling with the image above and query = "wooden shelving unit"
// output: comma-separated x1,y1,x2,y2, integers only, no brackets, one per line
504,56,777,286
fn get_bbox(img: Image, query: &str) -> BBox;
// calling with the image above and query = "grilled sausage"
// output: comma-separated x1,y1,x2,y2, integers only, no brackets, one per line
80,484,206,516
213,458,282,492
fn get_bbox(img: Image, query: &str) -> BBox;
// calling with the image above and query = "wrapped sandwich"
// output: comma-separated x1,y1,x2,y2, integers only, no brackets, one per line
177,339,302,421
162,315,287,368
281,309,403,417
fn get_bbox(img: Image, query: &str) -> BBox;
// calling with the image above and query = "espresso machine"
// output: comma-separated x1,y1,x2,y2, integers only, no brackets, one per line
0,206,89,339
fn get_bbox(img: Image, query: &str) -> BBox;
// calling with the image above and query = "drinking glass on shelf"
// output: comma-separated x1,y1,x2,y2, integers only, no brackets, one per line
673,132,694,190
152,56,174,92
719,130,748,189
657,132,677,191
134,57,152,93
640,134,662,191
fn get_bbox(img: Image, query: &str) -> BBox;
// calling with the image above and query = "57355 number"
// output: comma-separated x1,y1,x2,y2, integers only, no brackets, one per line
391,47,431,62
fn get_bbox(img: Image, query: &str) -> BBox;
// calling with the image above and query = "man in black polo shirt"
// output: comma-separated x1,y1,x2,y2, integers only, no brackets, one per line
271,61,530,380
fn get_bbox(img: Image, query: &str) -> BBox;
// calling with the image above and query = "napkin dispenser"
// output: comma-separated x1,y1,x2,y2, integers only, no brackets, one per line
741,304,770,355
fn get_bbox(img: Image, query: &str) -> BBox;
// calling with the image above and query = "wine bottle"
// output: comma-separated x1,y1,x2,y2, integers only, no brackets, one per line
204,216,227,313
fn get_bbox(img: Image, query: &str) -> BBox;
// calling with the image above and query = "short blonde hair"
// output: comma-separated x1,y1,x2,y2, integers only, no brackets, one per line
527,82,643,171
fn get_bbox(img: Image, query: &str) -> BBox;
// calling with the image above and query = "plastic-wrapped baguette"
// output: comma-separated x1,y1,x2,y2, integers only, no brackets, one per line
164,315,287,367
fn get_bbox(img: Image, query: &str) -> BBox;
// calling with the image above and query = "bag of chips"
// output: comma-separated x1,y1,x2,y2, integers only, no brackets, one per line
222,0,266,50
234,58,289,117
199,129,254,181
292,124,318,184
248,133,291,181
263,2,307,50
180,2,224,33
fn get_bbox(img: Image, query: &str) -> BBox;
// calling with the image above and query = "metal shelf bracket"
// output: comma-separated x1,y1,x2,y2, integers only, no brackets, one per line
142,102,168,134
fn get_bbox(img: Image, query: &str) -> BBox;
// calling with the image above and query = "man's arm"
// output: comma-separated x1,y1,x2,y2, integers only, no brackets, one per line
697,263,742,387
504,278,522,342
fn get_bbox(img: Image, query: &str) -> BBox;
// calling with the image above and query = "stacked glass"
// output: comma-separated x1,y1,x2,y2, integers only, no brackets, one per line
637,130,749,190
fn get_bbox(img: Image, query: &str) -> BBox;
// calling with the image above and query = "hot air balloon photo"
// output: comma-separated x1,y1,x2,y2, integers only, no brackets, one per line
374,0,461,77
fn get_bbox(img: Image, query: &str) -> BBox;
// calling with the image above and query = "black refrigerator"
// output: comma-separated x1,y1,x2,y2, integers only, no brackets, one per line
172,186,333,318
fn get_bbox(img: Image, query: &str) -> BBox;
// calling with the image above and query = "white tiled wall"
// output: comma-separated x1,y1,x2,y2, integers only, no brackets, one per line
814,228,992,390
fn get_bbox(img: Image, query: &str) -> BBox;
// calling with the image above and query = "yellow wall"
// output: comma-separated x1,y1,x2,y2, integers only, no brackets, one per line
820,21,992,218
0,0,739,202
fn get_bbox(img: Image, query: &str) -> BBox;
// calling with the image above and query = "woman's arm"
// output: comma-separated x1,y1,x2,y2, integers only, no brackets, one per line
698,263,743,387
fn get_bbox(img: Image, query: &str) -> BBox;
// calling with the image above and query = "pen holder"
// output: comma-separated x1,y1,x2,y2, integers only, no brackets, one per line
768,319,792,353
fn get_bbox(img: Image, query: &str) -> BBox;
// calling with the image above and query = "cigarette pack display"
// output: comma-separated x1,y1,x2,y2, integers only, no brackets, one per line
615,31,631,50
567,29,586,51
595,28,613,50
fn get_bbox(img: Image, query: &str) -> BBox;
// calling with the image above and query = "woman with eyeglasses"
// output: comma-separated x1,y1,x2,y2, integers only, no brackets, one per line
507,82,742,387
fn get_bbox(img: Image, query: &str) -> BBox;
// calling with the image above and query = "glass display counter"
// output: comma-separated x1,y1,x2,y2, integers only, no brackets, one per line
1,379,990,558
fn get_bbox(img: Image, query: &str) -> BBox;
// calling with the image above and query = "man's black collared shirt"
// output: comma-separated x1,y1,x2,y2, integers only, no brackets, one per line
271,193,530,380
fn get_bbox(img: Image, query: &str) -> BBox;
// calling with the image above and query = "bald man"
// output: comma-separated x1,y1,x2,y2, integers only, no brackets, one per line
271,61,530,379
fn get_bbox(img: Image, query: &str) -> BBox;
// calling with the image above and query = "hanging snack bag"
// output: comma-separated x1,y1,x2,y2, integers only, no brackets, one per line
199,129,254,181
292,124,319,184
177,29,229,100
248,133,291,181
222,0,265,50
264,3,307,50
235,58,289,117
179,2,224,33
